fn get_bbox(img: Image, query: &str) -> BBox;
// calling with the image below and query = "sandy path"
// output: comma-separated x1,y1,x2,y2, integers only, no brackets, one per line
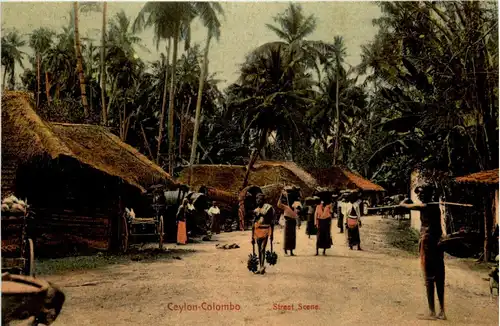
44,215,498,326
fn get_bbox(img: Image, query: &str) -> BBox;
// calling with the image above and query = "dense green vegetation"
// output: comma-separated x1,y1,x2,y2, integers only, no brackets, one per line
2,2,498,193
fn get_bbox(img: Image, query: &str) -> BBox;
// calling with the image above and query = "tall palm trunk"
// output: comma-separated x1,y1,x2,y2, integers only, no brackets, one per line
2,66,8,91
187,32,211,185
156,38,171,164
100,2,107,126
179,96,192,158
167,26,180,175
333,60,340,166
242,129,268,189
45,71,51,104
36,53,41,109
73,2,89,120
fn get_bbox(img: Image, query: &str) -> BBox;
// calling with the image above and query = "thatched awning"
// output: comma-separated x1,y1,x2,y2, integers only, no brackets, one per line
308,166,385,192
455,169,499,186
2,91,177,193
177,161,318,196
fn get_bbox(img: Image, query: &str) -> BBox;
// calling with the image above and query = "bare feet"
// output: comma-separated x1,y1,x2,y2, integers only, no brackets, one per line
417,312,436,320
437,311,447,320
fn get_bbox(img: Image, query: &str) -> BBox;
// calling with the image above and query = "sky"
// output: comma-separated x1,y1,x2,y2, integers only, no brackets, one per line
1,1,382,90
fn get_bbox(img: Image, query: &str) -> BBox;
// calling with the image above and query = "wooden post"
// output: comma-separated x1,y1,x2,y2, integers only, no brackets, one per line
483,186,494,262
494,189,498,228
109,195,124,252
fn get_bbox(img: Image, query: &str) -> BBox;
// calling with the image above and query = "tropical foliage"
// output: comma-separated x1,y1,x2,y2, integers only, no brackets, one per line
3,1,498,193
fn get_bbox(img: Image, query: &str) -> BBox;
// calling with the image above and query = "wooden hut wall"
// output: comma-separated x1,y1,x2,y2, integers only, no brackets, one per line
15,156,128,255
1,153,19,198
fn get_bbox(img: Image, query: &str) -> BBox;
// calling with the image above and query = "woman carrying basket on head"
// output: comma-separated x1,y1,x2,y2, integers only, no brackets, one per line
345,191,363,251
315,199,333,256
276,191,301,256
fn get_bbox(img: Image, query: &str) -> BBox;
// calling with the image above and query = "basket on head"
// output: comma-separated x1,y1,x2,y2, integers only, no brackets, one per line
265,250,278,265
247,253,258,272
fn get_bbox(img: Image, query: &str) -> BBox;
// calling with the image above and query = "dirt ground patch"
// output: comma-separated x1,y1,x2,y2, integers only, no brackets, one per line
39,215,498,326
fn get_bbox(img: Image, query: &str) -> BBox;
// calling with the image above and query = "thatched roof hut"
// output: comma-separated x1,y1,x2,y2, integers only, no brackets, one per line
308,166,385,193
455,169,499,185
2,91,178,253
2,91,177,195
454,168,499,261
177,160,318,196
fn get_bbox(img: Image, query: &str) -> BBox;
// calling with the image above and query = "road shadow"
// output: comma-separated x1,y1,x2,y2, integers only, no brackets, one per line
35,247,198,275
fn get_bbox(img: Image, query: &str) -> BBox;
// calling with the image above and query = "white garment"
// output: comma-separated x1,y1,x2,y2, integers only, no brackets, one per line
346,201,361,219
340,202,350,216
207,206,220,216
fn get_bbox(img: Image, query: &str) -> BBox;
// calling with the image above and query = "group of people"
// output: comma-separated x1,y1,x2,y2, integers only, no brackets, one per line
249,184,448,320
304,190,365,254
175,199,223,245
248,189,366,274
174,184,447,320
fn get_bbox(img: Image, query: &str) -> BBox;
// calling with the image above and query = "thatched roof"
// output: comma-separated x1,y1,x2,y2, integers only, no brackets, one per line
2,91,177,193
455,169,499,186
177,160,318,196
308,166,385,192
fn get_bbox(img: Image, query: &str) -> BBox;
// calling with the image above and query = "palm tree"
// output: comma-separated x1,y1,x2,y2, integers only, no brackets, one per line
133,2,196,173
331,36,347,166
264,3,332,155
101,2,108,125
44,30,75,100
1,30,26,90
73,1,90,119
234,42,314,188
266,3,317,44
28,27,55,107
188,2,224,184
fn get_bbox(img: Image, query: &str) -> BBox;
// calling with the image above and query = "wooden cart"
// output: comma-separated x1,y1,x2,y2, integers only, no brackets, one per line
1,209,35,276
120,187,165,253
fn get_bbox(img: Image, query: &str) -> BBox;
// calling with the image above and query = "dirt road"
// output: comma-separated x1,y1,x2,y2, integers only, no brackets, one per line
43,215,498,326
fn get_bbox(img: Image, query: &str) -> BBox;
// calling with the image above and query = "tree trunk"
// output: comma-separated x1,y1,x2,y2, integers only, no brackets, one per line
156,38,171,164
3,66,8,91
140,123,154,161
333,62,340,166
36,53,41,109
167,27,180,175
73,1,89,120
181,96,192,156
45,71,51,104
100,2,107,126
178,101,186,157
187,32,211,185
242,129,268,190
